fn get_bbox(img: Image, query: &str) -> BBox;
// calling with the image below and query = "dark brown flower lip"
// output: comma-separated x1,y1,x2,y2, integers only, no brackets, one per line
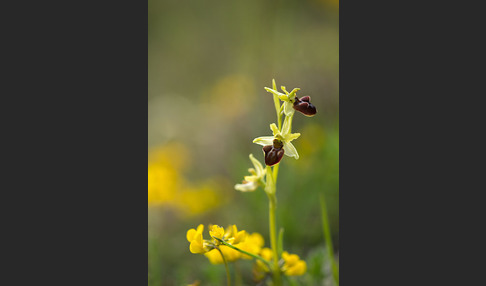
263,141,285,166
293,96,317,116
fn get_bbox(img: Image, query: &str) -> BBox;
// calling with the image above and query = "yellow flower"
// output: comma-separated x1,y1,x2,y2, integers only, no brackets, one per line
234,154,266,192
209,224,248,245
186,224,210,254
209,225,225,241
282,251,307,276
253,248,307,281
224,225,247,244
204,245,241,264
187,224,250,263
237,232,264,259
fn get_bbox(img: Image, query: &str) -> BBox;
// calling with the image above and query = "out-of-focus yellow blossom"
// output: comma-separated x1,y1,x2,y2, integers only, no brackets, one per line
204,245,241,264
234,154,266,192
176,184,221,216
281,251,307,276
237,232,264,260
253,247,273,281
148,143,223,216
148,142,190,172
253,247,307,281
148,142,187,205
147,163,179,204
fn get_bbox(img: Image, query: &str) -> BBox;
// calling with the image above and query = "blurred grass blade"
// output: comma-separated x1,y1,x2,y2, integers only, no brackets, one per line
320,193,339,286
277,227,284,257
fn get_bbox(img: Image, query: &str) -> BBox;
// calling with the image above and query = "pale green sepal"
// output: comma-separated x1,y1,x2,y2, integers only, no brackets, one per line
235,181,258,192
283,101,294,116
249,154,265,176
282,113,292,134
253,136,274,146
286,133,301,141
283,141,299,159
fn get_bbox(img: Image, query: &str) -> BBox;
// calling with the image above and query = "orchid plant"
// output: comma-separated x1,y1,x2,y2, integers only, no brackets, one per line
187,79,317,286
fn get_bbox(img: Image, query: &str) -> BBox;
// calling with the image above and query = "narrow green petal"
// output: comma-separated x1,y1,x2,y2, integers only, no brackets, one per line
253,136,274,146
270,123,280,136
285,132,301,142
249,154,265,176
288,88,300,100
264,87,284,97
283,141,299,159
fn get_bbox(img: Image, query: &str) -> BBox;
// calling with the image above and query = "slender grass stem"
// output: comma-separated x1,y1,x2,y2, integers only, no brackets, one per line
216,247,231,286
320,194,339,286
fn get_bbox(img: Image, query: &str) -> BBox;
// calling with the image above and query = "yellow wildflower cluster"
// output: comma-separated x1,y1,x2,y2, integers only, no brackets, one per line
254,247,307,280
186,224,264,265
148,142,222,216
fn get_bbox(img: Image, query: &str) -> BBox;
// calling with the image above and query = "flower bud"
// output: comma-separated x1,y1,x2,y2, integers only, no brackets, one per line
293,96,317,116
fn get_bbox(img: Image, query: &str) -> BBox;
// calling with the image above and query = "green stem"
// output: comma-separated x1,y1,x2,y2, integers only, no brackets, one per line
268,193,281,286
320,194,339,286
216,247,231,286
213,237,272,269
265,165,281,286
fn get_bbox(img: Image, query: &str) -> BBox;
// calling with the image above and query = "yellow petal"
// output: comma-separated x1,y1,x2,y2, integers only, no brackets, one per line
189,238,205,254
209,225,225,239
285,260,307,276
186,229,197,242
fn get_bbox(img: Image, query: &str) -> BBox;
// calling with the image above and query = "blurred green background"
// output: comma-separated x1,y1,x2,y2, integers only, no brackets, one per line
148,0,338,285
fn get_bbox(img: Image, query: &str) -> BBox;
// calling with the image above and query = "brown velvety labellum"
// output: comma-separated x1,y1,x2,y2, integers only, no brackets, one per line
300,96,311,102
293,96,317,116
263,145,284,166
